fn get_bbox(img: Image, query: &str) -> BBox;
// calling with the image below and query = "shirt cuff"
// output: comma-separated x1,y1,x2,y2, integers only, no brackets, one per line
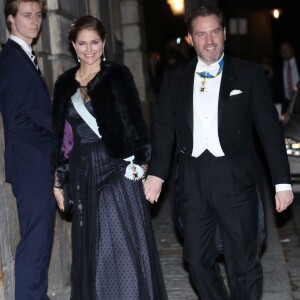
275,184,292,192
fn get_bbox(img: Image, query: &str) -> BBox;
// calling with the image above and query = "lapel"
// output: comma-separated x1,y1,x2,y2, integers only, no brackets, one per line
178,57,197,132
218,55,237,125
7,39,50,99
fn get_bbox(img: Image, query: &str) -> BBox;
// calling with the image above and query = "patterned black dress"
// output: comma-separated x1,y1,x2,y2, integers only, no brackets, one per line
65,88,167,300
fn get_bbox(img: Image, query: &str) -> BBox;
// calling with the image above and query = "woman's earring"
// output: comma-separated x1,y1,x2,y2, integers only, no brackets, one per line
77,56,80,63
102,49,106,61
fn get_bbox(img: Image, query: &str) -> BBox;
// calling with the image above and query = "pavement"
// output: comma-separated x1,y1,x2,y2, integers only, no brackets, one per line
277,188,300,300
152,177,297,300
1,180,299,300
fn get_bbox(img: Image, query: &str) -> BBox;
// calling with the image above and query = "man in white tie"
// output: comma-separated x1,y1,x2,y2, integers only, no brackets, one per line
144,6,293,300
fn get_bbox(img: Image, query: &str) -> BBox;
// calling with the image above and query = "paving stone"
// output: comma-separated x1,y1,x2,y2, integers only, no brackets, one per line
1,183,298,300
277,195,300,300
152,182,295,300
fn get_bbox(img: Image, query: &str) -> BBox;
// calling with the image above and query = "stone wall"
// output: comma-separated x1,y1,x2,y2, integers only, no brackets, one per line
0,1,17,297
0,123,18,299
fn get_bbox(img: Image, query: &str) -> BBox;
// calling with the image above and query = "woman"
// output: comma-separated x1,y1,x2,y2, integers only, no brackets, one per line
52,16,168,300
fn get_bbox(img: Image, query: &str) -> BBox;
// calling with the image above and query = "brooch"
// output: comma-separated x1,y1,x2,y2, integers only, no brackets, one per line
124,160,144,181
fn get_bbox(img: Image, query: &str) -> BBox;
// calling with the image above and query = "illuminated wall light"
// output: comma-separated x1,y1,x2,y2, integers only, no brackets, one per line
184,35,190,45
272,9,281,19
167,0,185,15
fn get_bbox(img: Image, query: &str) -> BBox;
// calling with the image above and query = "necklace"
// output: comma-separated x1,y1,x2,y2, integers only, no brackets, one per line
79,86,90,104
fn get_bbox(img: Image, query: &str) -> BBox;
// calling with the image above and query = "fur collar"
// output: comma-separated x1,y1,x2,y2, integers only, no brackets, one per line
52,61,151,170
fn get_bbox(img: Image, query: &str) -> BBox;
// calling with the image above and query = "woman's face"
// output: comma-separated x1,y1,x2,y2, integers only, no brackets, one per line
72,29,105,66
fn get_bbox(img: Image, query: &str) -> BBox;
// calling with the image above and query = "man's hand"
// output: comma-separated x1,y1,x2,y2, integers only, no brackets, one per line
54,187,64,212
143,175,163,204
275,190,294,212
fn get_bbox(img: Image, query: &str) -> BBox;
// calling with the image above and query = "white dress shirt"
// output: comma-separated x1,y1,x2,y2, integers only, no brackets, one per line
192,55,224,157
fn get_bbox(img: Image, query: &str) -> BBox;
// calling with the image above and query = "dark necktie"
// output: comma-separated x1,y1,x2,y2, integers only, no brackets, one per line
287,60,294,98
31,50,39,69
31,50,46,82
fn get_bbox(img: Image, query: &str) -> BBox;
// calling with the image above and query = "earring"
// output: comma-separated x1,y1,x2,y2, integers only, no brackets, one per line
77,56,80,63
102,49,106,61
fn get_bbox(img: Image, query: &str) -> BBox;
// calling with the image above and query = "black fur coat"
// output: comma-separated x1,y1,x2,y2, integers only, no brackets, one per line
52,61,151,171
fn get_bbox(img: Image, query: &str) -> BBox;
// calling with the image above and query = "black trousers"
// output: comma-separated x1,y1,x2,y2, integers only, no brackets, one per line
179,150,263,300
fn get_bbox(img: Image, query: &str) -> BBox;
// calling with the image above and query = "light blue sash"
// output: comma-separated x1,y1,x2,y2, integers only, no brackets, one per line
71,88,144,180
71,88,102,138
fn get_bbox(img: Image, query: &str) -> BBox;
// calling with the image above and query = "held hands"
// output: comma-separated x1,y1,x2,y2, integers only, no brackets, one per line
275,190,294,212
54,187,64,212
143,175,163,204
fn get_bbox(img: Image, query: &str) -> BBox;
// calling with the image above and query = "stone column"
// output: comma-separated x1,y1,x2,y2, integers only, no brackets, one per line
120,0,152,125
0,1,17,298
120,0,147,102
0,139,18,300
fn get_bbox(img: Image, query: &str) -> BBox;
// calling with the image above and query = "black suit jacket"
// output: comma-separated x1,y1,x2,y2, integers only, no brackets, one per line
0,39,53,182
149,54,291,187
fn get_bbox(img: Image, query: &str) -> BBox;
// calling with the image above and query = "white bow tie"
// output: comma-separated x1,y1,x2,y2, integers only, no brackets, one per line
198,63,220,76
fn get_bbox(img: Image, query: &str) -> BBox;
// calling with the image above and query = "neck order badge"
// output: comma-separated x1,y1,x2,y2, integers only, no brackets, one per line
197,59,224,93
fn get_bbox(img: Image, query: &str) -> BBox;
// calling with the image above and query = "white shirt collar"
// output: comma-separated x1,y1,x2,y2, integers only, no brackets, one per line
196,53,224,76
285,57,296,66
9,35,32,55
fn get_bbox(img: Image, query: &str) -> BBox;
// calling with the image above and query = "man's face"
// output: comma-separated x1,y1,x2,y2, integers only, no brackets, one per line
8,1,42,45
188,15,225,65
280,43,294,61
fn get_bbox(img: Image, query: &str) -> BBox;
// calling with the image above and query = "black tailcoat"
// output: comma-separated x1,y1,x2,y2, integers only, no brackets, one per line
149,54,291,234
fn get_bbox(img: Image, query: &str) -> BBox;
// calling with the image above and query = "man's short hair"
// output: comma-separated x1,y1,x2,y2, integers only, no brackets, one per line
187,6,225,34
4,0,47,31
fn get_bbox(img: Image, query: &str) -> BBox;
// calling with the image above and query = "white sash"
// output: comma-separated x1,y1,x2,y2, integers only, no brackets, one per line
71,88,144,180
71,89,102,138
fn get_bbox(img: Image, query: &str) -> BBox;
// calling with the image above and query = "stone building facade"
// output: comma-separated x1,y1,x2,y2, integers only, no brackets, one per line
0,0,149,298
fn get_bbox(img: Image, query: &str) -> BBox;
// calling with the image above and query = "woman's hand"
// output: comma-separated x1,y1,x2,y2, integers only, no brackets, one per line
143,175,163,204
54,187,64,212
